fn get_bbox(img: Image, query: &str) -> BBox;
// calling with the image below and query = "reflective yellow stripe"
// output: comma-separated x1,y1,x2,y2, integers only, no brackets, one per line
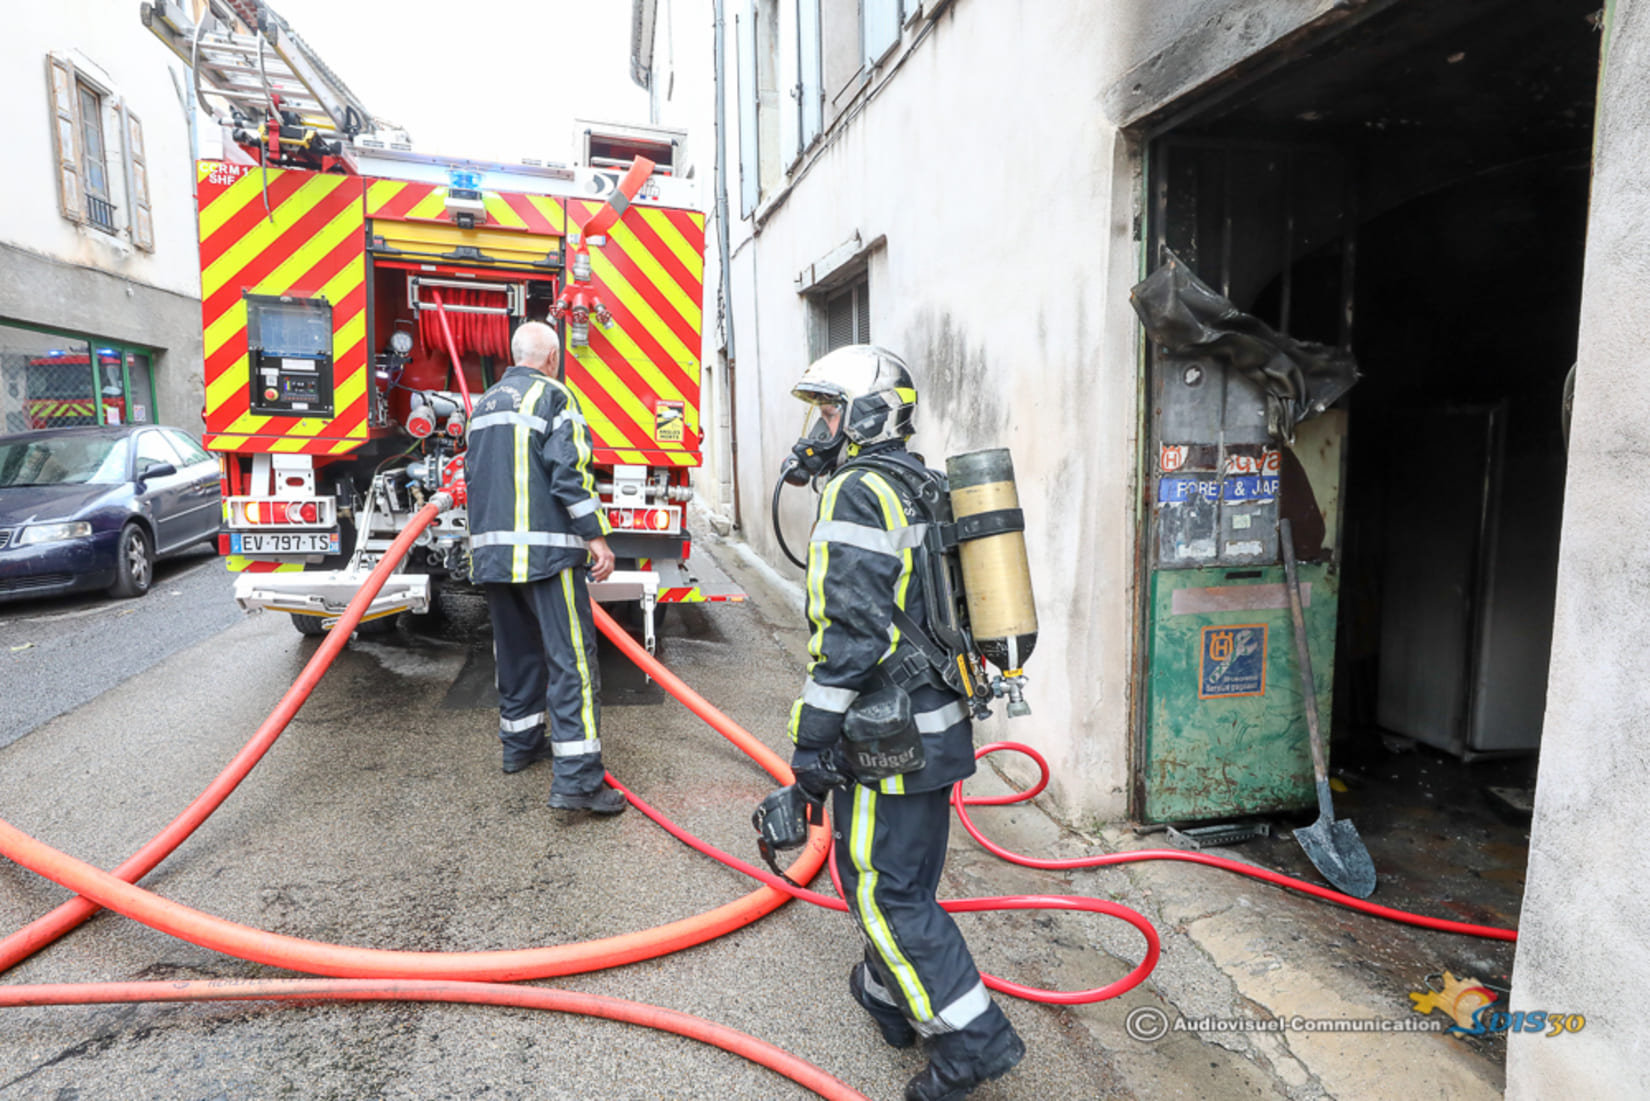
805,476,849,673
851,786,932,1020
563,569,599,741
865,469,915,797
514,380,548,581
861,472,915,660
543,379,610,535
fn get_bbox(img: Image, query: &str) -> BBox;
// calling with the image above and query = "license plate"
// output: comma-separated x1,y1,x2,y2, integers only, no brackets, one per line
232,531,340,555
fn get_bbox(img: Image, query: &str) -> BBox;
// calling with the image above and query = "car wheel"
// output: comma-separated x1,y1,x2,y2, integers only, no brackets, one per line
109,523,154,598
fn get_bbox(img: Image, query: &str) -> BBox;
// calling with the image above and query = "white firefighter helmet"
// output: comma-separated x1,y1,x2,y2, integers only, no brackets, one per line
791,344,918,448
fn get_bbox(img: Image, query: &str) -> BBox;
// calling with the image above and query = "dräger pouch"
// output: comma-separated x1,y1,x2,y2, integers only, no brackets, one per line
841,684,926,781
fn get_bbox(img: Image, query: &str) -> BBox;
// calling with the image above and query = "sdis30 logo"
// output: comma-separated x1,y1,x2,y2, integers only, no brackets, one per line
1408,971,1585,1037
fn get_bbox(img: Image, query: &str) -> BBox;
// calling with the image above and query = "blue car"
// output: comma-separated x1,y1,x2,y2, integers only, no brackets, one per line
0,424,221,602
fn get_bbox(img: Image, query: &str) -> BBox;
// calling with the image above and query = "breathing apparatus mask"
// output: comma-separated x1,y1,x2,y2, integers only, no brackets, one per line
779,402,848,487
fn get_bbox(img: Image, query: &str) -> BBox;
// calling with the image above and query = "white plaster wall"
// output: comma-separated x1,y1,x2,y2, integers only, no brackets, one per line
1507,1,1650,1095
712,0,1350,820
0,1,200,301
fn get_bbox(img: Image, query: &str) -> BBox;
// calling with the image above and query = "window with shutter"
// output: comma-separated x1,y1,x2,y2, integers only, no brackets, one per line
45,55,85,225
123,106,154,251
737,6,760,217
795,0,822,151
863,0,901,68
823,274,870,352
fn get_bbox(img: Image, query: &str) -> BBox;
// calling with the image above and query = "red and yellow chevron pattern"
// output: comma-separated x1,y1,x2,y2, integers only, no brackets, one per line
26,399,96,424
196,161,369,456
365,179,568,236
564,200,706,468
658,587,745,604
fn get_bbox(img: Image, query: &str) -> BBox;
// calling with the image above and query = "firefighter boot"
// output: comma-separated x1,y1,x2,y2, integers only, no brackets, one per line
548,783,629,815
850,961,916,1048
502,742,556,774
904,1022,1025,1101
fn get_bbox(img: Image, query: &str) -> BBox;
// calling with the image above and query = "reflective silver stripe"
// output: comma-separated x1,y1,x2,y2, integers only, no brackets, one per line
551,738,602,758
501,712,546,733
608,190,630,216
470,411,548,434
914,699,970,734
552,409,587,431
810,520,928,557
568,497,601,519
861,968,899,1007
470,531,588,549
802,678,859,713
915,981,992,1037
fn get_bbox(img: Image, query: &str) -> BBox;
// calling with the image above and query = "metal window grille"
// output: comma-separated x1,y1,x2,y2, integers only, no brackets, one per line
86,194,118,232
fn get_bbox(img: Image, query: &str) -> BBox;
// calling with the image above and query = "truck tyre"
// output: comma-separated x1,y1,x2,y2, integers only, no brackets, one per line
290,610,398,636
291,612,327,636
108,523,154,598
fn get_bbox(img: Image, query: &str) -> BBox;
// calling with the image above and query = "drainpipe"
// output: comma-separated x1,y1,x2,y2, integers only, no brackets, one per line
712,0,742,529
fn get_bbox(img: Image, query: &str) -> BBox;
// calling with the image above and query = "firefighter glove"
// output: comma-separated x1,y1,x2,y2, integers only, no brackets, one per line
790,746,848,800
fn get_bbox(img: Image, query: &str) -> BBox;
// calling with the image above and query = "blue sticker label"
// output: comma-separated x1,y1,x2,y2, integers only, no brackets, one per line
1200,624,1268,699
1158,476,1221,504
1221,475,1279,503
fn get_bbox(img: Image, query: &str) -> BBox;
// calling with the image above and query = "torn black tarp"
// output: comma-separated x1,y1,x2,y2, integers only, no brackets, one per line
1130,252,1359,442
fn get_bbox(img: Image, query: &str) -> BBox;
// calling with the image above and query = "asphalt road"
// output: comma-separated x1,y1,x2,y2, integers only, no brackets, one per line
0,544,244,751
0,540,1151,1101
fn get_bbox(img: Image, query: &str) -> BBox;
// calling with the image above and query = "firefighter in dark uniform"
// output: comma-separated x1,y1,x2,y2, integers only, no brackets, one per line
466,321,625,815
785,345,1025,1100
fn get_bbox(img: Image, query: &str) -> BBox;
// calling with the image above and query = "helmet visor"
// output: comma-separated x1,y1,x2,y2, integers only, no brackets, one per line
798,400,844,446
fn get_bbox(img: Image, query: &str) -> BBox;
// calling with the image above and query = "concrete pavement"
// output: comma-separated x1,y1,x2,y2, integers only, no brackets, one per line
0,530,1510,1100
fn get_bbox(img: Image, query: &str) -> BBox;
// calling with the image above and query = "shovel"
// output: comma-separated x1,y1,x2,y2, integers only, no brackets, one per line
1280,519,1376,899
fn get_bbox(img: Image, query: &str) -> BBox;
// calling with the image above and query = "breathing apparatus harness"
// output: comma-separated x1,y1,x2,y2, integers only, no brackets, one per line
756,449,999,876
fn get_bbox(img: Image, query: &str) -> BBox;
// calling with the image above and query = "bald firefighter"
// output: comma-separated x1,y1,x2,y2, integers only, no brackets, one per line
466,321,625,815
784,345,1025,1099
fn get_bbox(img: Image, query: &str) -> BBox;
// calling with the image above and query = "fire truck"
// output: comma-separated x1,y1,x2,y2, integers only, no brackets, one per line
142,0,738,644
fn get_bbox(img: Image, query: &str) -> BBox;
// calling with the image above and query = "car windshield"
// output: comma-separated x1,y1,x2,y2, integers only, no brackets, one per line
0,436,130,487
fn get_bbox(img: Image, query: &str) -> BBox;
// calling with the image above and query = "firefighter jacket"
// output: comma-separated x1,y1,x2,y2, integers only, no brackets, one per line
789,444,976,795
466,365,611,584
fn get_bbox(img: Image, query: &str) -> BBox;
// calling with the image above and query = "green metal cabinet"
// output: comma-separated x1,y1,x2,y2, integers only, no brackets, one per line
1142,563,1337,823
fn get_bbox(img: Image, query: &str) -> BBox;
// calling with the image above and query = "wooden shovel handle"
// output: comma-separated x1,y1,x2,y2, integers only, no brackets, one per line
1280,519,1330,791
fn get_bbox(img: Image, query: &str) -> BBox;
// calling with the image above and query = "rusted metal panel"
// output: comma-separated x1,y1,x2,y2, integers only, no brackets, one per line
1143,564,1336,823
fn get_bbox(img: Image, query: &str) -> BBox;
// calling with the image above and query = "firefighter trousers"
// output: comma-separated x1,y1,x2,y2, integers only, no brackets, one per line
831,782,1017,1077
484,570,605,796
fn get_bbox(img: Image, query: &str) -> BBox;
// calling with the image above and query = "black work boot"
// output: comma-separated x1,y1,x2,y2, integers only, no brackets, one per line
849,962,916,1048
904,1024,1025,1101
548,783,628,815
502,743,555,774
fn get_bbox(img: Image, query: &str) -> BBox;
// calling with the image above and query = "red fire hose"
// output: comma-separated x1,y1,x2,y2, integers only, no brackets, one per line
0,979,867,1101
0,498,448,974
427,289,475,417
0,497,1516,1096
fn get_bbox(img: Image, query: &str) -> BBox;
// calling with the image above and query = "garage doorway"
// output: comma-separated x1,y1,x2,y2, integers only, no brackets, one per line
1135,0,1602,842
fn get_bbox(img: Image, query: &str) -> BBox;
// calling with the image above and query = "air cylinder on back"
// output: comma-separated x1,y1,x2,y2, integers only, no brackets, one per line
945,449,1038,680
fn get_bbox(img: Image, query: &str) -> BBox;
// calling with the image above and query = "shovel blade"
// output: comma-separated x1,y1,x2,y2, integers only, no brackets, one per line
1295,816,1377,898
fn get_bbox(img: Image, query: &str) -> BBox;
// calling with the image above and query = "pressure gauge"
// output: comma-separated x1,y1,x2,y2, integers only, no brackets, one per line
390,330,414,355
